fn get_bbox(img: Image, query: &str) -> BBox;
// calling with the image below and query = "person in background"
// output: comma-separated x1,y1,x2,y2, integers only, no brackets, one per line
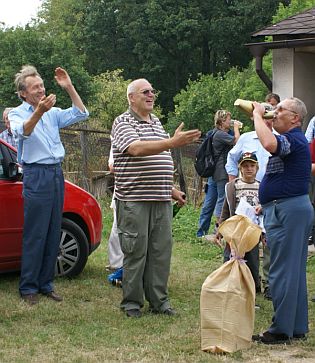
218,152,262,293
10,65,89,305
196,110,241,240
225,102,274,299
0,108,17,148
265,93,280,108
252,97,313,344
112,78,200,318
106,142,124,286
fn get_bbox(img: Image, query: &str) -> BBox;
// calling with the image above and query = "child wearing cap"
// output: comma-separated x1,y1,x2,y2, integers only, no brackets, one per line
216,152,262,293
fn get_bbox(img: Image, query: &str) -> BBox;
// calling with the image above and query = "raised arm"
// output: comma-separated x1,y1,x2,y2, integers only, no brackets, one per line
54,67,85,112
252,102,277,153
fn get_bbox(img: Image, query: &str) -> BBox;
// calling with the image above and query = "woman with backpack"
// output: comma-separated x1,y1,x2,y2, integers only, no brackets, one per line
196,110,241,239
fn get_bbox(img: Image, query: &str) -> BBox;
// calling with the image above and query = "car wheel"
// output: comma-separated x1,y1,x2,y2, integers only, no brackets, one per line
55,218,89,277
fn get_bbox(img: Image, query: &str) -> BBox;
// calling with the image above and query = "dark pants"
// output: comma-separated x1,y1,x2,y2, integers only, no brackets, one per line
116,200,173,312
224,243,260,292
19,163,64,295
263,195,313,337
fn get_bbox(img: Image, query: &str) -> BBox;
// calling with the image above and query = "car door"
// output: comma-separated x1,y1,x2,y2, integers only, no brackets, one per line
0,141,23,270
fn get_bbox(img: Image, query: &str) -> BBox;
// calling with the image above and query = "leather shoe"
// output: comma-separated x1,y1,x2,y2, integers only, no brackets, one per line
293,334,307,340
149,307,177,316
252,331,290,345
264,287,272,300
43,291,63,302
21,293,39,305
126,309,142,318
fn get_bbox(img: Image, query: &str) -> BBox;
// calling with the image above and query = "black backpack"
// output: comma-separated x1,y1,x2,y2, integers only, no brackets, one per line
194,130,223,178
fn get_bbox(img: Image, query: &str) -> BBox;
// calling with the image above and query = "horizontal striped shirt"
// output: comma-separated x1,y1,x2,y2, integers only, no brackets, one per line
111,108,174,201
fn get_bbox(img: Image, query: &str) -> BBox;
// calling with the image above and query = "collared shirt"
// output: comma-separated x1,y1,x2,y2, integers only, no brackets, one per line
9,101,89,164
111,107,174,201
0,129,18,148
225,131,271,182
304,115,315,143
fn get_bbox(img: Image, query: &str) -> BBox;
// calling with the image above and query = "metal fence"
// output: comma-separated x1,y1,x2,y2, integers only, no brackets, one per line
60,125,205,205
0,113,205,205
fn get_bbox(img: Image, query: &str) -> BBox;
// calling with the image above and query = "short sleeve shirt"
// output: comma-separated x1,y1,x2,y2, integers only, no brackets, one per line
111,108,174,201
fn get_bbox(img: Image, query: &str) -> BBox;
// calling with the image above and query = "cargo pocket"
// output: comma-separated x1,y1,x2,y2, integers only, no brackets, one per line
117,228,138,255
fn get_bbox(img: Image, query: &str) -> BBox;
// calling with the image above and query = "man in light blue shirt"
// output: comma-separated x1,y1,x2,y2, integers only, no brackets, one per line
225,130,270,182
10,65,89,305
304,115,315,143
225,115,273,299
0,108,17,148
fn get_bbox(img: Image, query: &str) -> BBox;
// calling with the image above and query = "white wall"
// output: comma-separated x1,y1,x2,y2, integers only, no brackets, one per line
272,48,315,128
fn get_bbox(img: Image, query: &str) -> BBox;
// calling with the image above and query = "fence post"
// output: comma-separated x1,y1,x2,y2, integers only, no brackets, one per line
80,126,90,191
173,148,187,196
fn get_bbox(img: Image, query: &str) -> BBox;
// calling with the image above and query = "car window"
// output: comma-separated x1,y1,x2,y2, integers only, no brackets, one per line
0,142,18,179
0,148,5,179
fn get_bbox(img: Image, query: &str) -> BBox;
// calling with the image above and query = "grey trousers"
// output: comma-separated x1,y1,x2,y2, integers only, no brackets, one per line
116,200,173,312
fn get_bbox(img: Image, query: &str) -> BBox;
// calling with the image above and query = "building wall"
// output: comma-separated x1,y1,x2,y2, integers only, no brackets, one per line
272,48,315,128
294,51,315,126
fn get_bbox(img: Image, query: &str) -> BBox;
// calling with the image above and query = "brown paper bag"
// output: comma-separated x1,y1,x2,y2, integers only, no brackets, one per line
200,215,262,353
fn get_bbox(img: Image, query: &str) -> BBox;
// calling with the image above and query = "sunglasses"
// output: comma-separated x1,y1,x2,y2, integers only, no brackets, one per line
138,88,157,96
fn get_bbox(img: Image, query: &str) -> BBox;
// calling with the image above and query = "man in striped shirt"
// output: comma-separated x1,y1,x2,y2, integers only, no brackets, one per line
112,78,201,318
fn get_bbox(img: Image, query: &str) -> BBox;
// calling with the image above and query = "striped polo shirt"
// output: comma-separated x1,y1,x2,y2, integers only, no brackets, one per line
111,108,174,201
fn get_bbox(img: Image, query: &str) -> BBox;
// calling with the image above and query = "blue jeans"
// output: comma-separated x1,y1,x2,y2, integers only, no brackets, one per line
197,177,226,237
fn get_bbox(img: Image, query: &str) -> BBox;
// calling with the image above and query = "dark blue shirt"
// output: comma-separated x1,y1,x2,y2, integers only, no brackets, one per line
259,128,311,204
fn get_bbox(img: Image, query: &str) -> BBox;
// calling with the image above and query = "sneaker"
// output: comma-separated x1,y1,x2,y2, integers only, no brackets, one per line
312,295,315,303
204,234,217,242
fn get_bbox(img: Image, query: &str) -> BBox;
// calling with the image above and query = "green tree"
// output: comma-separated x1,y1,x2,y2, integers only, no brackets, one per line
166,55,271,134
82,0,282,115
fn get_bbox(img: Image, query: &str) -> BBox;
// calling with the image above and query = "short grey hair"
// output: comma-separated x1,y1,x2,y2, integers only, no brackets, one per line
126,78,150,105
288,97,307,123
14,65,41,100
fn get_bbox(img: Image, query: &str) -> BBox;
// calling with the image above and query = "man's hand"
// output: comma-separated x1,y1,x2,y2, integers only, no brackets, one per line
172,188,186,207
36,94,56,114
54,67,72,89
252,102,265,119
170,122,201,148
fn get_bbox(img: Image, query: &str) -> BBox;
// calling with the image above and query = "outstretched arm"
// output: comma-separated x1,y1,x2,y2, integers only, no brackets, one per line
54,67,85,112
127,122,201,156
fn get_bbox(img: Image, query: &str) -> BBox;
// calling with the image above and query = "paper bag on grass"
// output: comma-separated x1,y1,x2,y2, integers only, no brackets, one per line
200,215,261,353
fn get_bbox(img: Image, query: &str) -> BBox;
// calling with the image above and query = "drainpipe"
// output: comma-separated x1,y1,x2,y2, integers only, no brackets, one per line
247,44,272,91
246,37,315,92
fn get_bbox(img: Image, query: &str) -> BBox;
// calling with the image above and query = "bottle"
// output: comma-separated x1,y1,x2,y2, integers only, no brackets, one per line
173,193,186,218
234,99,274,119
173,202,181,217
230,119,243,129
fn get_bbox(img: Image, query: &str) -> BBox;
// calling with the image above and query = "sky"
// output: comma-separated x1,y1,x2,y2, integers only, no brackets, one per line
0,0,42,27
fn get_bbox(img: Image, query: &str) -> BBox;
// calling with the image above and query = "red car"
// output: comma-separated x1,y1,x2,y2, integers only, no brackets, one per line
0,138,102,277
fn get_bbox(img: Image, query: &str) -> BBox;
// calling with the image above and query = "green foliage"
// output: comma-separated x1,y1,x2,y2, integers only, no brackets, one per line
82,0,281,114
88,69,130,130
274,0,315,22
166,57,270,134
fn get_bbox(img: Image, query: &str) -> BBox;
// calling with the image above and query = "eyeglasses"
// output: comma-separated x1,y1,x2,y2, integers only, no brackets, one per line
138,89,156,96
275,105,298,115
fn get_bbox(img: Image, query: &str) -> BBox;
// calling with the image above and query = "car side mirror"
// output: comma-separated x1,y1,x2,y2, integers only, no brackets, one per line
8,162,22,180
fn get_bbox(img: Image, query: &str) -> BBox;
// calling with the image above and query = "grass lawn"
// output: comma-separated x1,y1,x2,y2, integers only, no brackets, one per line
0,198,314,363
